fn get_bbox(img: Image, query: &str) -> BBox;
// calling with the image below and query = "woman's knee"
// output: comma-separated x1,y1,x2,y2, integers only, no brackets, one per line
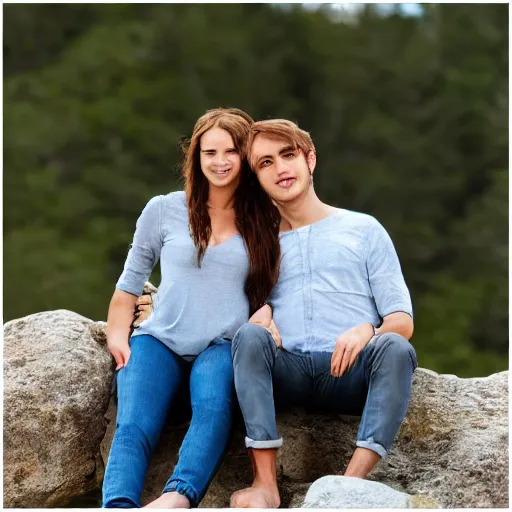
114,420,160,454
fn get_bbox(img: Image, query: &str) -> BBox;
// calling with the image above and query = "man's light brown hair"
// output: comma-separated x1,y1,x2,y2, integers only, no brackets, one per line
247,119,316,169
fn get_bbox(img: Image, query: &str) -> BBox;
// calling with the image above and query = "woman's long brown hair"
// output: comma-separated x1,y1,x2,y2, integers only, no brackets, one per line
181,108,281,315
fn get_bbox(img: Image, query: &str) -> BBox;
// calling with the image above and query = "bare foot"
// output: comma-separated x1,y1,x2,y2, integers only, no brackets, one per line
230,484,280,508
143,491,190,509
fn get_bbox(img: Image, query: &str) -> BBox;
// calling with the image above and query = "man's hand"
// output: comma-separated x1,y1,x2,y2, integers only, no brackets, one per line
134,294,153,327
249,304,282,348
108,337,131,370
331,323,374,377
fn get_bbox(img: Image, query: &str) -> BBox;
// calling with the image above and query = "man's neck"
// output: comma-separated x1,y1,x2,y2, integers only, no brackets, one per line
276,187,336,231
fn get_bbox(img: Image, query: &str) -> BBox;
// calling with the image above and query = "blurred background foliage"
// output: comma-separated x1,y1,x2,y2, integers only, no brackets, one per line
4,3,508,377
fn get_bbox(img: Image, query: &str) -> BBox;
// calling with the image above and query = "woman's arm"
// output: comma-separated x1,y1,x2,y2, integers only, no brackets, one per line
107,289,138,369
109,196,163,368
134,296,283,347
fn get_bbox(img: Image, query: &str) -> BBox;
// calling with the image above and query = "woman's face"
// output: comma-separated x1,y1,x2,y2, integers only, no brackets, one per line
199,127,242,190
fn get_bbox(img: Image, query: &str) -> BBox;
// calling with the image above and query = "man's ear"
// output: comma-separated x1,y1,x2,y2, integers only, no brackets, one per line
306,150,317,174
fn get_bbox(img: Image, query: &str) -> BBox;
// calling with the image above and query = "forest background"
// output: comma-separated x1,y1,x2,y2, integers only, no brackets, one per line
3,3,508,377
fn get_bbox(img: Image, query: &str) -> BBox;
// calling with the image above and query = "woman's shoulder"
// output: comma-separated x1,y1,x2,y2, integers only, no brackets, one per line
159,190,188,226
139,190,187,222
160,190,187,208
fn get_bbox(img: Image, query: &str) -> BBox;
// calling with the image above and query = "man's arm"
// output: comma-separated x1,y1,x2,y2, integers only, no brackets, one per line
377,311,413,340
330,312,413,378
133,293,154,327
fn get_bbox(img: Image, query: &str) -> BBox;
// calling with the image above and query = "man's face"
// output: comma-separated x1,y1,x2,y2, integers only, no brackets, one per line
250,135,316,203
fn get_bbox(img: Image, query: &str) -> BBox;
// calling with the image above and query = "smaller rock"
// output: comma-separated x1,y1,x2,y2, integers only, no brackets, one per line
302,476,411,508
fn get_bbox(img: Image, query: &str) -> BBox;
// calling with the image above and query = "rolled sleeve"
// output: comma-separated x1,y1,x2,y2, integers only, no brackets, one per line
366,219,413,319
116,196,163,296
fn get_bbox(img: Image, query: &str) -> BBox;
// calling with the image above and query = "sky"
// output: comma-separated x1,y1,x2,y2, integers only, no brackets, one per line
303,3,424,17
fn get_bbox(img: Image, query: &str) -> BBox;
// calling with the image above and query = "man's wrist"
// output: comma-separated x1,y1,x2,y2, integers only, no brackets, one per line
371,323,383,337
366,322,377,340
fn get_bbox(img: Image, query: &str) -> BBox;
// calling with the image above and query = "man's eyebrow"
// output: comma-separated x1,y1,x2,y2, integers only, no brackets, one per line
200,148,216,152
254,145,296,164
279,145,296,154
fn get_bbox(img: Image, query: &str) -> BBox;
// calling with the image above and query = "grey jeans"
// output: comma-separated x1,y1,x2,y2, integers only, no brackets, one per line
231,323,417,457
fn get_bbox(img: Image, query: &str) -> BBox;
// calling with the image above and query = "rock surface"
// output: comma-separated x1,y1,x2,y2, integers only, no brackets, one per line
3,310,113,507
3,308,508,508
302,475,412,508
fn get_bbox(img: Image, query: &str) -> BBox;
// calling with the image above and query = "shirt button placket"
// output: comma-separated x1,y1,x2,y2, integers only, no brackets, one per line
299,227,314,349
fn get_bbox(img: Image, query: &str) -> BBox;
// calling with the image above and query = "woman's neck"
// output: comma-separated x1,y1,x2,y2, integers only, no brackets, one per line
207,185,236,210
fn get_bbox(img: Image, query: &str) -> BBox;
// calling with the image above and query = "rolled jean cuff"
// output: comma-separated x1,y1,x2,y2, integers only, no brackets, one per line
163,480,198,508
103,496,140,508
356,439,388,458
245,436,283,449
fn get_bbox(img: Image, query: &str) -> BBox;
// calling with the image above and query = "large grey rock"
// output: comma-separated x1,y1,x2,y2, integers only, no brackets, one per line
3,310,113,507
302,475,411,508
3,304,508,508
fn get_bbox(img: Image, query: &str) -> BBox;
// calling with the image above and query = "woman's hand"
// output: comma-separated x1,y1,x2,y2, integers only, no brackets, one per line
108,337,131,370
106,289,139,370
133,294,153,327
248,304,282,347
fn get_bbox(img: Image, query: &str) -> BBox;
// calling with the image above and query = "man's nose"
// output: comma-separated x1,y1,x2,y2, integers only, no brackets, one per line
275,158,289,174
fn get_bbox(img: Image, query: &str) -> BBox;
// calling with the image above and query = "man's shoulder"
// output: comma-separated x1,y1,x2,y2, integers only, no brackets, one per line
331,207,381,231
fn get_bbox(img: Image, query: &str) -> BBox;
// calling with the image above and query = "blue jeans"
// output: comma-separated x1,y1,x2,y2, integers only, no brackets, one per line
232,324,417,457
102,334,234,508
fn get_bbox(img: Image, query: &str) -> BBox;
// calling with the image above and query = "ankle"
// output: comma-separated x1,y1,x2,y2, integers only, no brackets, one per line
163,491,190,508
249,448,279,490
252,476,279,490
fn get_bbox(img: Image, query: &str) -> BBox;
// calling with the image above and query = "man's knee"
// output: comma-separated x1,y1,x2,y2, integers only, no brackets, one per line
376,332,417,368
232,323,274,359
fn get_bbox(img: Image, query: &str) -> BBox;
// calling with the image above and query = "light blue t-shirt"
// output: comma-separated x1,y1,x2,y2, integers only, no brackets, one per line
270,210,413,353
116,191,250,356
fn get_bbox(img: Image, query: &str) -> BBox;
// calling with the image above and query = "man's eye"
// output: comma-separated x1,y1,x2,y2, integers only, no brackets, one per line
227,149,237,153
284,152,295,158
261,160,271,167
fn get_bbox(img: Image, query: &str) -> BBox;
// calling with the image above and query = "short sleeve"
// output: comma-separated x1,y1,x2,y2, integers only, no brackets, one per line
116,195,163,296
366,218,413,319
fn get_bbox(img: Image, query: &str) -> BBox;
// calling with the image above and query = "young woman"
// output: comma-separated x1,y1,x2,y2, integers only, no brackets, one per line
102,108,281,509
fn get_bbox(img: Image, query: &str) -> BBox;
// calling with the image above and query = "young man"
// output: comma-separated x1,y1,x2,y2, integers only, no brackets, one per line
228,119,416,508
136,119,416,509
